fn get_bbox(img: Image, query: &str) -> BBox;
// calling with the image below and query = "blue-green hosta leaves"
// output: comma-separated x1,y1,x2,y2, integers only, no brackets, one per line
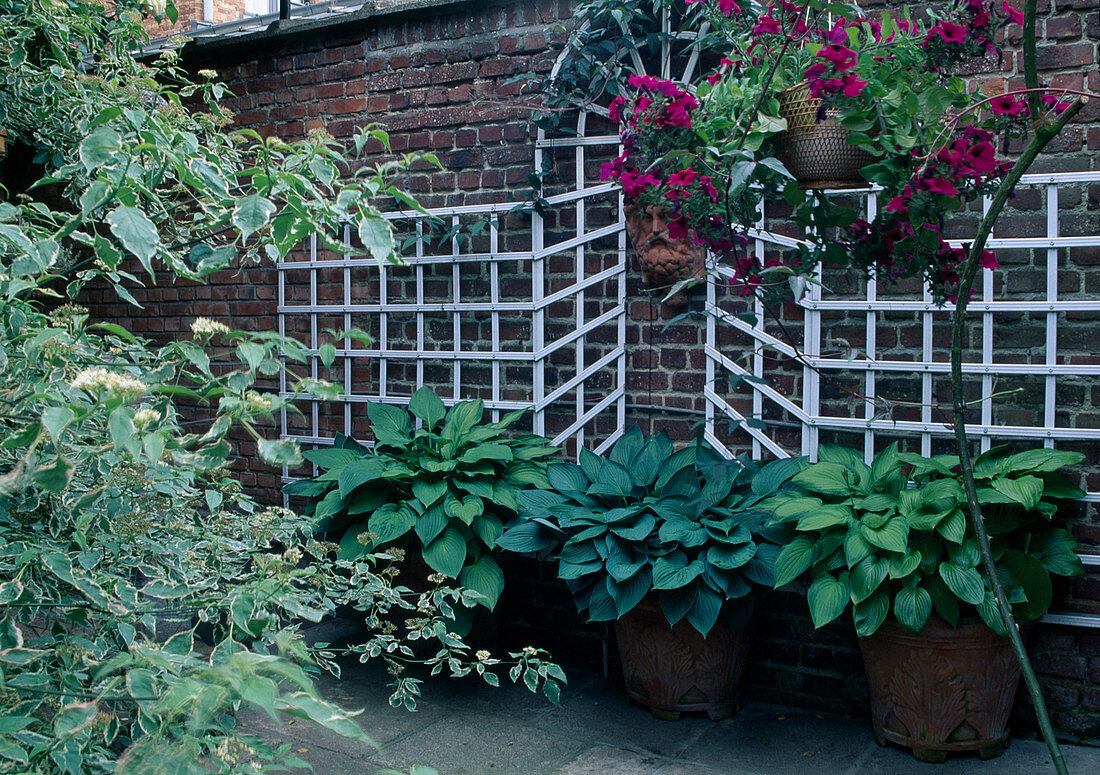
860,516,908,553
444,493,483,525
774,536,815,587
651,553,705,590
367,503,417,546
850,556,889,603
686,585,724,637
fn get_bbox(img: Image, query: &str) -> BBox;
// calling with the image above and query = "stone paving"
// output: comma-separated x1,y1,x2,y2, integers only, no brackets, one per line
242,657,1100,775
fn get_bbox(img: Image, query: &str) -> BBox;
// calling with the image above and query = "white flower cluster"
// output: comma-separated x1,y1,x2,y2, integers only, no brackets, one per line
71,368,146,399
144,0,167,17
197,69,218,80
245,391,273,412
190,317,230,338
132,408,162,428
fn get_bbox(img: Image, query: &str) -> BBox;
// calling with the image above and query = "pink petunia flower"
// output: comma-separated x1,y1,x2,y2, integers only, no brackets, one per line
925,21,967,44
1001,1,1024,25
980,250,999,269
923,176,959,197
989,94,1026,116
817,44,857,71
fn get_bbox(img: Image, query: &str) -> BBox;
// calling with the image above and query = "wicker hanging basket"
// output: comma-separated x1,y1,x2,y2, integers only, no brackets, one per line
775,83,875,190
624,205,705,309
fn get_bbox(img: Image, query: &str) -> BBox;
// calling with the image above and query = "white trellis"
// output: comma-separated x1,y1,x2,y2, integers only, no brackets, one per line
704,171,1100,628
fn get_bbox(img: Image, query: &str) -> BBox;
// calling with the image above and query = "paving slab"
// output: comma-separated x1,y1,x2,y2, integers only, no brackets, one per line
247,660,1100,775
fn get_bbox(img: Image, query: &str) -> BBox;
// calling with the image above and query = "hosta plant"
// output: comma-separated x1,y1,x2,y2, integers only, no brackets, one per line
497,428,795,636
287,387,557,611
768,444,1084,637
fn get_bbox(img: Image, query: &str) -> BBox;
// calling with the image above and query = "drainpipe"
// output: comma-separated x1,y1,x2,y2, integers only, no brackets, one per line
279,0,290,19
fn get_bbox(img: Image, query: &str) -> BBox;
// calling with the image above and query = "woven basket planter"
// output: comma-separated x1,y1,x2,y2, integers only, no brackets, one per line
623,205,705,309
775,83,874,190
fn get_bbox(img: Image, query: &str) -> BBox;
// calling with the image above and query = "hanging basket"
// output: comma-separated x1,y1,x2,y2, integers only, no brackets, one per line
623,205,705,309
775,83,875,190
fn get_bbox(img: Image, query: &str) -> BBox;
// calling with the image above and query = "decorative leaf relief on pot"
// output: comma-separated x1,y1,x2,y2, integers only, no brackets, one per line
964,640,1021,739
886,650,969,744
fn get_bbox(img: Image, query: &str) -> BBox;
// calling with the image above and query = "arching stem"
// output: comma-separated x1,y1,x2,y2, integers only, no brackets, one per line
950,96,1084,775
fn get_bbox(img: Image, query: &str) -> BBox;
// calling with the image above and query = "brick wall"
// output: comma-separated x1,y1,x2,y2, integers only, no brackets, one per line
78,0,1100,742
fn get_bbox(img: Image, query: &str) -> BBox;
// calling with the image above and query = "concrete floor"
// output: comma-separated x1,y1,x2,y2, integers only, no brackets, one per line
242,657,1100,775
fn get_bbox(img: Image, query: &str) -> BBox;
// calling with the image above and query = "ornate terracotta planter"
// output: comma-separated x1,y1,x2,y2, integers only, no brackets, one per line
775,83,875,190
859,617,1025,762
623,205,705,309
614,595,750,721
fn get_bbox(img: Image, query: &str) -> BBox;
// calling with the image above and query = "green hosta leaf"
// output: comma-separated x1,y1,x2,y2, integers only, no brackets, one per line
471,514,504,549
998,448,1084,475
853,592,890,637
408,387,447,430
303,447,360,471
926,575,960,627
609,426,645,467
752,456,805,495
860,516,908,553
936,509,966,543
107,205,160,273
793,462,859,496
807,572,851,628
1031,528,1083,576
412,479,447,508
850,556,889,603
843,531,873,567
938,562,985,605
947,538,981,569
367,401,411,447
506,461,550,489
859,493,897,513
976,592,1008,636
991,475,1044,511
458,443,514,464
368,503,416,546
415,505,448,545
795,504,852,531
774,536,815,587
651,555,705,590
893,585,932,633
586,581,618,621
444,492,484,524
888,551,921,580
338,456,387,497
1001,550,1052,621
424,527,467,578
460,557,504,609
442,399,484,443
686,584,724,637
590,459,634,497
869,443,901,484
631,441,663,487
1037,472,1086,500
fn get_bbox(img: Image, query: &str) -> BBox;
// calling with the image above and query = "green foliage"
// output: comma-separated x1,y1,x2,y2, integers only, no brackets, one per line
498,428,794,636
0,3,563,772
768,443,1085,636
290,387,558,611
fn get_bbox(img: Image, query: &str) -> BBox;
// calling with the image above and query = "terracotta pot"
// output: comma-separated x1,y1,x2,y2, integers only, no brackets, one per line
775,83,875,190
859,617,1026,762
614,595,751,721
623,205,705,309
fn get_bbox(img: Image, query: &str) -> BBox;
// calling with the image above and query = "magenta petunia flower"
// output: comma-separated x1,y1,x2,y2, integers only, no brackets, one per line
717,0,741,15
1001,1,1024,25
925,21,967,44
923,177,959,197
989,94,1026,116
841,73,867,97
817,44,857,71
980,250,999,269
